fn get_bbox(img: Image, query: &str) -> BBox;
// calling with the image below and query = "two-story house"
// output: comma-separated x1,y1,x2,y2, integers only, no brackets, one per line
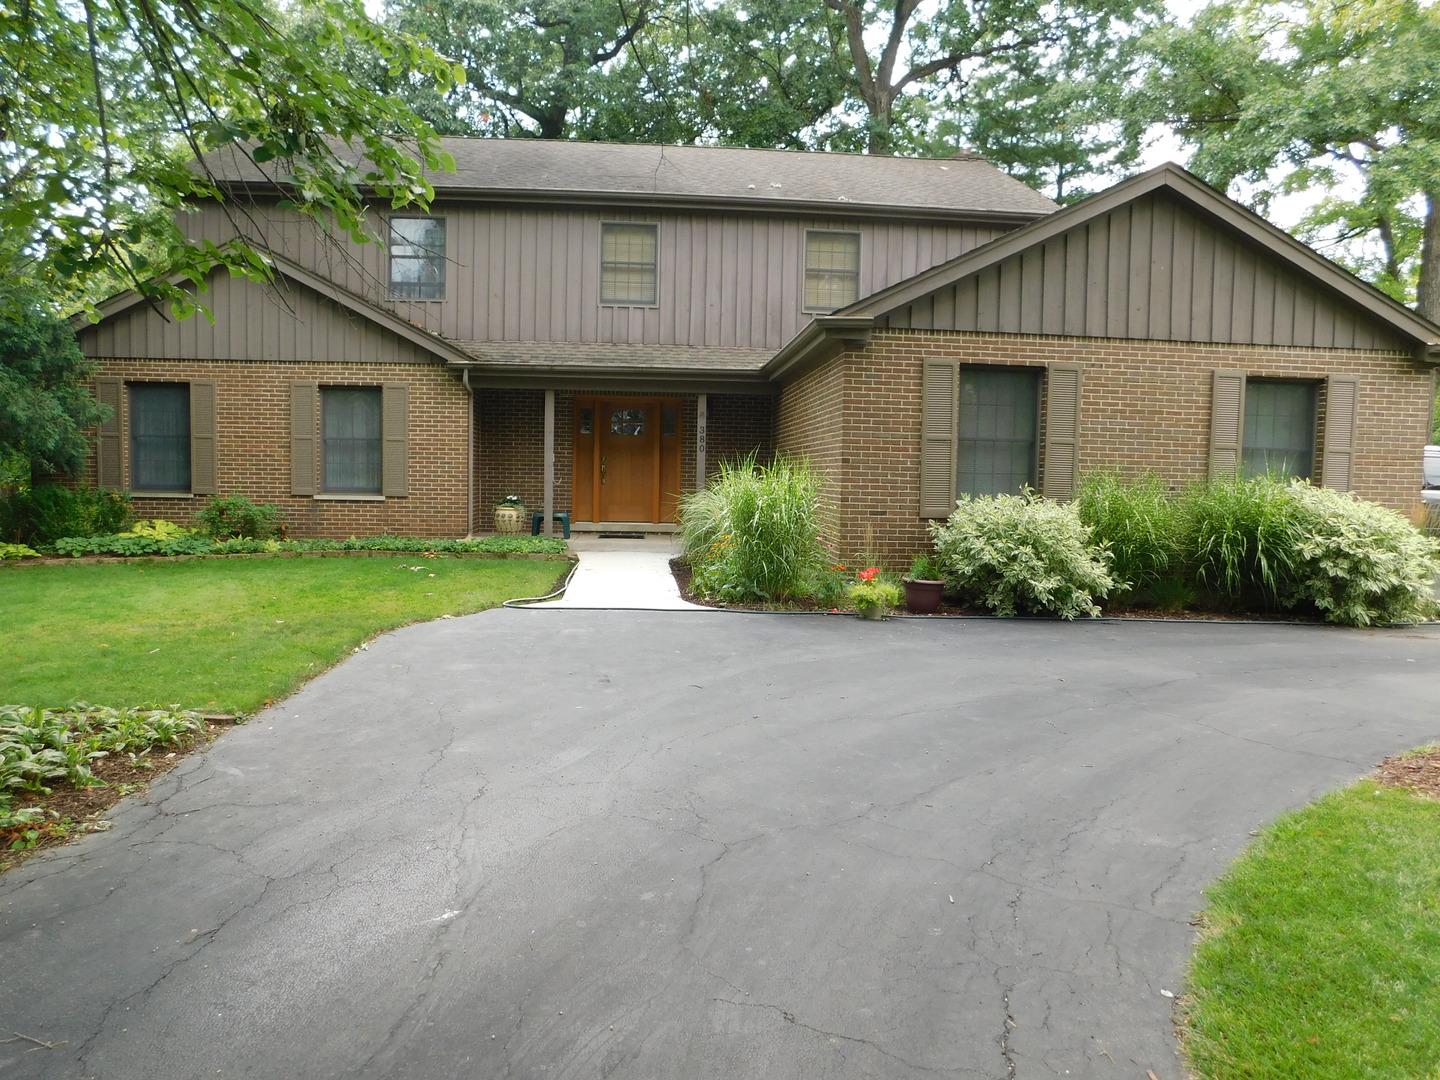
76,140,1440,559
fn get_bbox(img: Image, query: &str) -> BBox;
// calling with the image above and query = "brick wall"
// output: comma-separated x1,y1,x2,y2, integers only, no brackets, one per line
775,359,846,552
786,330,1434,566
87,359,470,538
705,394,776,478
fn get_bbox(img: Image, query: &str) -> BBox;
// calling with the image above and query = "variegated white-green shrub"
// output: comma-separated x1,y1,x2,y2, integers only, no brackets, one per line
1280,483,1440,626
930,491,1116,619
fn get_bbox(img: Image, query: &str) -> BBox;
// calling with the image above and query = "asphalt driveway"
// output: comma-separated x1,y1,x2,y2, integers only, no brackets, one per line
2,612,1437,1079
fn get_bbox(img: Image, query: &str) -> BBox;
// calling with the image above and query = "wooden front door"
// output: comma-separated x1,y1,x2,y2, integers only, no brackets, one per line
574,397,682,523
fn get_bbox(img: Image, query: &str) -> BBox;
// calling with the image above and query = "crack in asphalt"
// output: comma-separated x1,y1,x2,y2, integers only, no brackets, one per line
712,998,951,1075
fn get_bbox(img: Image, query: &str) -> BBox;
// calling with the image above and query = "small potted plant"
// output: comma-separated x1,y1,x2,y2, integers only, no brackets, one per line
493,494,526,535
903,553,945,614
848,566,901,620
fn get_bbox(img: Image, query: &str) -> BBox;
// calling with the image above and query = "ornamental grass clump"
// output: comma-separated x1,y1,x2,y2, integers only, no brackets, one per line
1181,476,1302,611
930,491,1115,618
1076,471,1187,604
679,453,826,601
1280,483,1440,626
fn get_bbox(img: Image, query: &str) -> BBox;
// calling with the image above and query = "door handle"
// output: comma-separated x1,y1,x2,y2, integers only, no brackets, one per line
600,461,607,485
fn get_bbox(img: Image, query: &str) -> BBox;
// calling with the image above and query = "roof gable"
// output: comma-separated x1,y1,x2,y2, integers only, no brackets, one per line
76,257,470,366
845,163,1440,358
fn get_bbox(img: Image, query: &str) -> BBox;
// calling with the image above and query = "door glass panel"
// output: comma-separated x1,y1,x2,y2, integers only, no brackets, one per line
661,407,677,436
611,409,646,436
579,408,593,435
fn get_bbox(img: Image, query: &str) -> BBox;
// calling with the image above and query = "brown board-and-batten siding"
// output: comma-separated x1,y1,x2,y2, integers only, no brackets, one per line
878,191,1407,352
185,200,1012,352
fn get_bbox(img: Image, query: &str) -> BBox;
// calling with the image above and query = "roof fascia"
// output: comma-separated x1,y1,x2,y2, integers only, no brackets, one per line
763,316,874,383
842,163,1440,353
451,362,775,394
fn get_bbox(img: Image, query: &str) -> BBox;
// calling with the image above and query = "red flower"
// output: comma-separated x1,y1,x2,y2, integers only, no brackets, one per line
858,567,880,582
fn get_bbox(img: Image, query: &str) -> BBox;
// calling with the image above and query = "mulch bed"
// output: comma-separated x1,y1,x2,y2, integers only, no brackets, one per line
0,721,230,872
668,559,1320,621
1373,748,1440,800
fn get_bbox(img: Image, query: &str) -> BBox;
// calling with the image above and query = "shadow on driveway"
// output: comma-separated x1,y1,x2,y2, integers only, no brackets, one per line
2,613,1436,1079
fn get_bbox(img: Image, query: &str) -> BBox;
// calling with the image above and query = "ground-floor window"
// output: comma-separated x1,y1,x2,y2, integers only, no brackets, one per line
956,366,1041,497
1242,379,1317,480
129,383,192,492
322,387,383,494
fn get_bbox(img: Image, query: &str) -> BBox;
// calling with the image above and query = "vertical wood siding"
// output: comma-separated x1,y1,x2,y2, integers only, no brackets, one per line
80,268,438,363
183,200,1008,352
879,192,1408,351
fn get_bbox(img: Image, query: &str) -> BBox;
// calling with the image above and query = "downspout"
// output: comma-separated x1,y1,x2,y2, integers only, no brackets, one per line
462,368,475,538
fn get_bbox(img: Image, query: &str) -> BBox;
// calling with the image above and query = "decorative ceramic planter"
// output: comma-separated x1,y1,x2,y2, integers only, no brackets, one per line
903,578,945,614
856,604,887,621
493,506,524,535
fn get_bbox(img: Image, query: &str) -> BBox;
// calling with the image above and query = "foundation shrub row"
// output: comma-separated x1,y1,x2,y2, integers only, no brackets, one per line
680,460,1440,626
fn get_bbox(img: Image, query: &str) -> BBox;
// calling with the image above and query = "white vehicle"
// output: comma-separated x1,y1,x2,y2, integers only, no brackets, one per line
1424,445,1440,509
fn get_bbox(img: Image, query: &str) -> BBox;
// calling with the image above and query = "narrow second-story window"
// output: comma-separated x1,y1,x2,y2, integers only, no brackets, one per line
804,230,860,311
389,216,446,299
601,222,658,305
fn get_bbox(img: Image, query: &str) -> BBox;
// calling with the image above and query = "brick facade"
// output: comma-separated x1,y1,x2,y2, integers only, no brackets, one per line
88,359,471,538
777,329,1436,566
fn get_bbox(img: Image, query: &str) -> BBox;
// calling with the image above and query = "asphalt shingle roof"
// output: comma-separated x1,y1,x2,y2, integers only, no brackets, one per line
203,139,1057,217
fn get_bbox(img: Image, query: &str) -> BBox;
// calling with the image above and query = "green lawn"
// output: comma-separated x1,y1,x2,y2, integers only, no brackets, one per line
1184,783,1440,1080
1,556,566,713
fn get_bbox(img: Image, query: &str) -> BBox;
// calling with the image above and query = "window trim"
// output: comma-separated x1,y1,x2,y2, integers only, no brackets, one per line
599,221,660,307
320,385,384,496
1240,377,1319,482
1210,371,1344,487
387,215,447,301
803,229,862,313
291,381,409,499
954,365,1042,499
94,378,217,496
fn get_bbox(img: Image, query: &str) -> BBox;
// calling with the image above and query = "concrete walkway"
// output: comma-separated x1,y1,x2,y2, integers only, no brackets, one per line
533,535,709,610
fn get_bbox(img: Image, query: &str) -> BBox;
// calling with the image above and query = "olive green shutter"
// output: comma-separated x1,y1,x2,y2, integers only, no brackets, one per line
94,377,124,489
381,383,409,497
290,381,317,496
1041,363,1083,500
1321,374,1359,491
919,359,959,518
189,380,217,495
1209,370,1247,479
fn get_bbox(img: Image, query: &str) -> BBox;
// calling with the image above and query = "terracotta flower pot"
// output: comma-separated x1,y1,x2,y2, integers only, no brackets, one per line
903,577,945,614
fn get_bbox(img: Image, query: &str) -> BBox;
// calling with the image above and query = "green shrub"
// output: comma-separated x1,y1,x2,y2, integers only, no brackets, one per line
1280,484,1440,626
0,484,130,546
679,453,826,602
50,532,568,559
1181,476,1303,611
930,491,1116,618
0,542,40,560
195,492,285,540
120,518,196,539
1076,472,1187,603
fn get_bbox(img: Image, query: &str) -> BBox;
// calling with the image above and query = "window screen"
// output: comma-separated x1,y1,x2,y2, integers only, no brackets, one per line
1243,380,1316,480
804,231,860,311
601,223,658,305
956,367,1040,497
130,383,191,491
389,217,446,299
323,387,383,493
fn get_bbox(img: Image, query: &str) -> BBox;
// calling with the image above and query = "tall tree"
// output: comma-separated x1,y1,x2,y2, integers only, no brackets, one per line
1138,0,1440,318
821,0,1157,156
0,0,460,316
384,0,655,139
0,289,107,480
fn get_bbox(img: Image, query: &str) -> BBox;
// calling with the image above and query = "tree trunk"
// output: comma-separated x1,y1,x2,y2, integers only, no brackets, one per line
1418,191,1440,323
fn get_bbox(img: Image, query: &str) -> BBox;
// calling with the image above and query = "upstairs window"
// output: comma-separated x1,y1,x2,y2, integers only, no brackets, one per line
600,222,658,305
389,216,446,299
1243,380,1317,481
804,230,860,311
322,387,383,494
129,383,192,492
